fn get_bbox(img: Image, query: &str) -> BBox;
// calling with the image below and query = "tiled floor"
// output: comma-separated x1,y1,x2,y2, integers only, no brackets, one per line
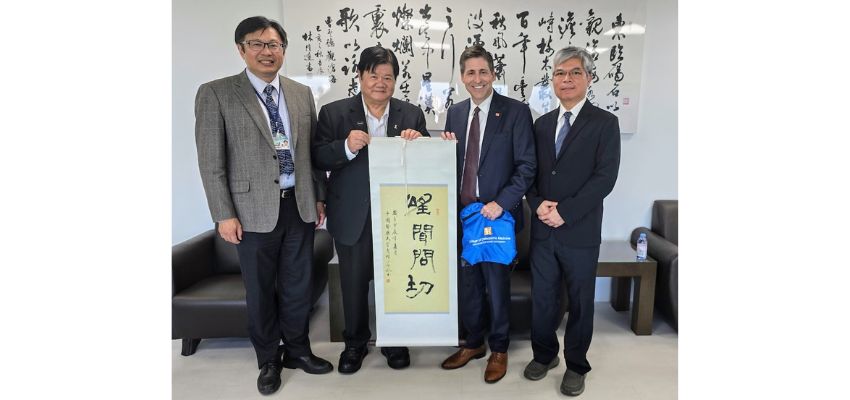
173,295,677,399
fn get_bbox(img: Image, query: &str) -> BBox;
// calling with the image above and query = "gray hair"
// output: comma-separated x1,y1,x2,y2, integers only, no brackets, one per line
551,46,594,76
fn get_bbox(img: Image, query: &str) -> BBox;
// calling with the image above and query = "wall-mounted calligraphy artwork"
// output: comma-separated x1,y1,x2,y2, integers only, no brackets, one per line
283,0,646,133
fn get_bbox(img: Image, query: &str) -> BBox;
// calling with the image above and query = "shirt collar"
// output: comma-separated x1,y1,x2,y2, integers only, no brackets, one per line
245,68,281,97
470,90,494,115
559,97,587,119
362,97,390,121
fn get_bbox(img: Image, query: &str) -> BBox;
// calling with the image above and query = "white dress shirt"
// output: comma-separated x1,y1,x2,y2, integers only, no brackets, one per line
345,98,390,160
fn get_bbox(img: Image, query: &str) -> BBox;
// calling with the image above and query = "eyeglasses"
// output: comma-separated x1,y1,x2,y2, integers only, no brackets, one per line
241,40,286,52
553,69,587,80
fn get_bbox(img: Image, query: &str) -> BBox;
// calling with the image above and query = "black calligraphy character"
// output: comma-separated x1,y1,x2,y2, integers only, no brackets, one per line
411,249,436,272
611,13,626,40
492,31,507,49
343,38,361,52
467,9,483,32
538,12,554,33
467,33,484,47
392,35,415,57
558,12,576,42
585,9,603,36
405,275,435,298
364,5,389,39
336,7,360,33
405,274,420,298
399,59,412,101
439,8,454,61
419,281,435,295
489,12,506,31
609,44,623,63
347,77,358,97
407,193,433,215
492,52,507,80
412,224,434,245
418,5,434,68
442,86,456,110
392,3,414,30
516,10,529,28
419,72,434,115
512,32,530,74
513,76,528,103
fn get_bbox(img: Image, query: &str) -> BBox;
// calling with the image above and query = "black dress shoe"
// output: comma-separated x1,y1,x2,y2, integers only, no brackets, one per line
338,346,369,374
257,361,282,395
381,347,411,370
282,354,333,374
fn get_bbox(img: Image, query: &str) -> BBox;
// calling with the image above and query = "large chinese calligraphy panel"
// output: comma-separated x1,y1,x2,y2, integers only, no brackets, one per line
282,0,646,133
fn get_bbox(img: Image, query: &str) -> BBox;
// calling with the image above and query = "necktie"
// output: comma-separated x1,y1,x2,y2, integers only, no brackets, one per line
460,106,481,206
555,111,572,157
262,85,295,175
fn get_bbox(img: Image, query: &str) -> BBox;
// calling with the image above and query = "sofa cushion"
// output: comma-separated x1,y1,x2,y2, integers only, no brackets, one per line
173,274,245,307
651,200,678,245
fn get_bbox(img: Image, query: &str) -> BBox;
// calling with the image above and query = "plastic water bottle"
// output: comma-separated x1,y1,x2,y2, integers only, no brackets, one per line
636,232,648,262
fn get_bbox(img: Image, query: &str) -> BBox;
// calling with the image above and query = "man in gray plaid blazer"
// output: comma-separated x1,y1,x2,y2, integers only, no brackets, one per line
194,16,331,395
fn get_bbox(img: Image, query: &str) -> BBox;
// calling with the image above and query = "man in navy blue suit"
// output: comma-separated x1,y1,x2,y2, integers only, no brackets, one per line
522,46,621,397
438,45,536,384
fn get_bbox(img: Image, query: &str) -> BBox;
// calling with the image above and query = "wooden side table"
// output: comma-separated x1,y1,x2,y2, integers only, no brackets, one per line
597,241,657,335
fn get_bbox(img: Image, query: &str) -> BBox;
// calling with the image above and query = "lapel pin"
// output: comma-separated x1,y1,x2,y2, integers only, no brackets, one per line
394,124,398,129
495,112,501,117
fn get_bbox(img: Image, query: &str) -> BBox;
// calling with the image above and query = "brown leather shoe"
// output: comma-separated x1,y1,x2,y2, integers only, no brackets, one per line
484,352,508,383
441,345,486,369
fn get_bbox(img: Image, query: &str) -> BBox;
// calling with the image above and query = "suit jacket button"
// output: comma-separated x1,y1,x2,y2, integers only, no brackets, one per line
551,171,557,175
273,155,277,159
274,179,279,184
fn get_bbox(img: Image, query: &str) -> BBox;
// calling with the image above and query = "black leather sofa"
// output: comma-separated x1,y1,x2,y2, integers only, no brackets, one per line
172,228,334,355
630,200,678,330
509,199,569,338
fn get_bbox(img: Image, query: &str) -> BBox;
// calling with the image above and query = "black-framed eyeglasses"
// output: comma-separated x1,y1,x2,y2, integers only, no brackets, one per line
241,40,286,52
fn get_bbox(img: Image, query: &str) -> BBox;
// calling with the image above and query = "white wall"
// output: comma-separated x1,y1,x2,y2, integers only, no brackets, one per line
172,0,677,300
172,0,282,244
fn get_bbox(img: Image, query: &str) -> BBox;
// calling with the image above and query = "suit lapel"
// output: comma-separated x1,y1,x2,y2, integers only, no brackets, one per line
478,92,504,167
348,93,368,134
386,98,402,137
279,75,301,150
540,109,559,166
556,101,592,161
455,99,471,165
233,71,275,151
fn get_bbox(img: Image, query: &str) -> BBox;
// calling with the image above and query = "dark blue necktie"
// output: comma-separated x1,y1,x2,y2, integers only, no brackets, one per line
262,85,295,175
555,111,572,157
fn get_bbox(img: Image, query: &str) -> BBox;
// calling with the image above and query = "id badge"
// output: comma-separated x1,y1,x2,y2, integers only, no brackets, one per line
273,133,290,150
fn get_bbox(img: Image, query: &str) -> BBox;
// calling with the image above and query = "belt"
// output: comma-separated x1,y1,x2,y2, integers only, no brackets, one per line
280,188,295,199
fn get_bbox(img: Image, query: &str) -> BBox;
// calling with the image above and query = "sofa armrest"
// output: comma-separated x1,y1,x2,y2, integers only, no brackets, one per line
630,227,678,265
313,229,334,266
172,230,217,296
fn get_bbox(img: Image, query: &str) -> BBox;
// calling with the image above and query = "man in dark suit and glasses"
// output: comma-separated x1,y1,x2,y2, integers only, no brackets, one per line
522,46,621,397
312,46,428,374
438,45,536,384
195,16,333,395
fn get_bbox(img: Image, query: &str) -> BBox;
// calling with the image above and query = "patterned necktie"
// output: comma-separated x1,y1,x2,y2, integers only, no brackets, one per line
460,106,481,206
555,111,572,157
262,85,295,175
